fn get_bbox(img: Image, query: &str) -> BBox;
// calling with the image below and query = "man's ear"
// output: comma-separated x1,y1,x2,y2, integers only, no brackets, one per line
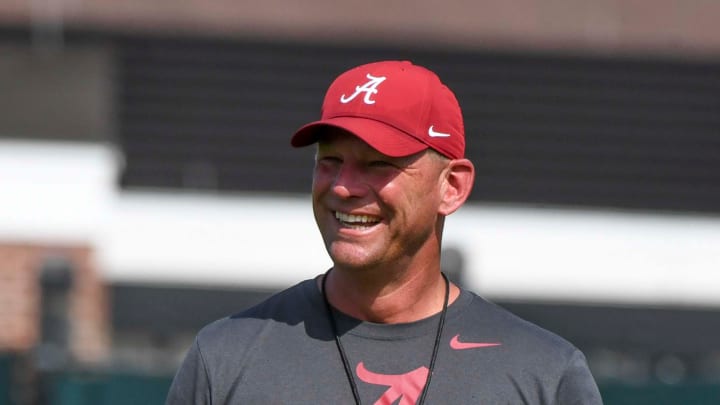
438,159,475,216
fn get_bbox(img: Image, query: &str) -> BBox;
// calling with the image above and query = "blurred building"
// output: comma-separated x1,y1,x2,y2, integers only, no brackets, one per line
0,1,719,403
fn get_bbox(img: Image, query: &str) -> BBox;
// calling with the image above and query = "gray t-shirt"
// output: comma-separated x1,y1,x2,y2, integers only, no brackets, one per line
166,278,603,404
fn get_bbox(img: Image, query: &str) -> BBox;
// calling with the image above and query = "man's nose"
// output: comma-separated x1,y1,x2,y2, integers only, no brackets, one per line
332,163,367,198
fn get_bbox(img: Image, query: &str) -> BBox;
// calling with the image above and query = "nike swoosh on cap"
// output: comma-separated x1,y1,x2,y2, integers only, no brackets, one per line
428,125,451,138
449,334,502,350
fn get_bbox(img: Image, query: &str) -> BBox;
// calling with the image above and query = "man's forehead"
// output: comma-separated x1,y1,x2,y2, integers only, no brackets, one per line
317,129,396,155
316,135,435,170
316,127,369,147
315,126,426,158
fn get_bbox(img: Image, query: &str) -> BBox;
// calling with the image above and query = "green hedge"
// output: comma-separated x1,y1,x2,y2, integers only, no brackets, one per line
15,369,720,405
600,381,720,405
0,356,12,405
47,372,172,405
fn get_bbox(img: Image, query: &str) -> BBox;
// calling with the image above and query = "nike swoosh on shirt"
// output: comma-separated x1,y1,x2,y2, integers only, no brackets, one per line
449,334,502,350
428,125,451,138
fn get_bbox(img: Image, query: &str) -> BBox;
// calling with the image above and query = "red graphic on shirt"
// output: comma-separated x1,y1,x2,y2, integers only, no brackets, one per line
356,361,429,405
449,334,502,350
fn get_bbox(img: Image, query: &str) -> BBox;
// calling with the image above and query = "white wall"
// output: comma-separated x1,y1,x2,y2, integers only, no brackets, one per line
0,139,119,243
2,140,719,307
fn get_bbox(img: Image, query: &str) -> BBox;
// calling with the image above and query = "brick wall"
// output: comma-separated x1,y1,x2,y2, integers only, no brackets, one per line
0,243,109,364
0,245,38,352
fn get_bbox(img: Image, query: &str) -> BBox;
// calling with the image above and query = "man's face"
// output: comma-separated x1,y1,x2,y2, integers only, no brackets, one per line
312,128,447,272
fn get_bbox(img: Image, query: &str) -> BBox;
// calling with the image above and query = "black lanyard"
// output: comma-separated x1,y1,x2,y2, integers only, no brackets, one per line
321,269,449,405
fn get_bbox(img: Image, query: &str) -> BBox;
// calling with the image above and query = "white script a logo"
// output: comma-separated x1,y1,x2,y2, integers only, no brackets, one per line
340,73,387,105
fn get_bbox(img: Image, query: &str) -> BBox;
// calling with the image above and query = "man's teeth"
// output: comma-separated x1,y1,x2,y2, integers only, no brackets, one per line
335,212,380,226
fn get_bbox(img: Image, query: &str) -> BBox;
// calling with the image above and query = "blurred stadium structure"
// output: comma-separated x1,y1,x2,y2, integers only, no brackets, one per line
0,1,719,404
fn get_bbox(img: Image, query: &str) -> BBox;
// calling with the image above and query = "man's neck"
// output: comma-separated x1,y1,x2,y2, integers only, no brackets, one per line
320,265,459,324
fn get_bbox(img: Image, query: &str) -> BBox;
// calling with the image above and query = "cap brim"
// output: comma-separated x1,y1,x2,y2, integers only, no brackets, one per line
291,117,428,157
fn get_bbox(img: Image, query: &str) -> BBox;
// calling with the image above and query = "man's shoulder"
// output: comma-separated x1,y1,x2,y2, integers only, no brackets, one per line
231,278,318,319
195,278,318,352
462,292,580,358
457,293,602,403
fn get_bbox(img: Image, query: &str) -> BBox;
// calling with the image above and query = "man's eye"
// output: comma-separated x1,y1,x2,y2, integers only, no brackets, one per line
369,160,394,168
317,156,342,164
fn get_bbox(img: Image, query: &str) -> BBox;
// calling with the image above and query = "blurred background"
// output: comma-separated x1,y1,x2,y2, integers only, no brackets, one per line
0,0,719,404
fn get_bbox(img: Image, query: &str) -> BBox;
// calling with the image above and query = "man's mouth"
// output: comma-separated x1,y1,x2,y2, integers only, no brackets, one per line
335,211,381,229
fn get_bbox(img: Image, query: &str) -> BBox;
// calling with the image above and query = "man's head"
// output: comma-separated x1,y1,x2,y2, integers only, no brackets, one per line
291,61,474,272
291,60,465,160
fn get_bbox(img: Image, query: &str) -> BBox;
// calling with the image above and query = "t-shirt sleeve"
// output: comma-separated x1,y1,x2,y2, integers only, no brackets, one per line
555,349,604,405
165,338,212,405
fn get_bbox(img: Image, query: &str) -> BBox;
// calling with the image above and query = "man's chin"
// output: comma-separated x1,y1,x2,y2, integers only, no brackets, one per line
327,245,378,271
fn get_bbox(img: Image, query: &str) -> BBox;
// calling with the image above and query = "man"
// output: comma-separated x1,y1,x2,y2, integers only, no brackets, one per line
166,60,603,404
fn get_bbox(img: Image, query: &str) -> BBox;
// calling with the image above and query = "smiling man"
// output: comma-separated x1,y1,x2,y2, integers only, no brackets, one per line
166,61,603,404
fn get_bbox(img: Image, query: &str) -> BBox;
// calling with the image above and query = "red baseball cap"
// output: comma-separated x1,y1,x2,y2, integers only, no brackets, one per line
291,60,465,159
